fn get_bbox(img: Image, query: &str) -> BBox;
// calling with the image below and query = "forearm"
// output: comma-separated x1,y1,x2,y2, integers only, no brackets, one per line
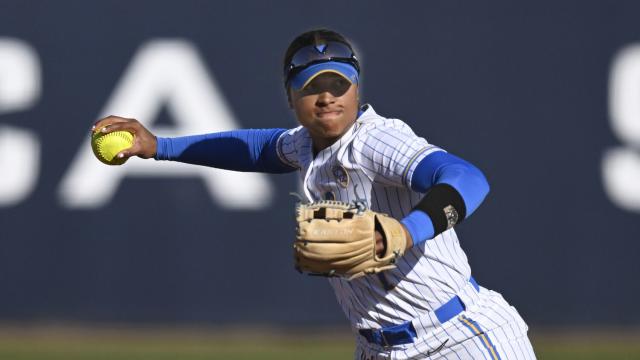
155,128,296,173
401,151,490,246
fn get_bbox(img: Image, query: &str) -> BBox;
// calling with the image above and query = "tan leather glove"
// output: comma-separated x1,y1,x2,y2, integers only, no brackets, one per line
294,201,407,280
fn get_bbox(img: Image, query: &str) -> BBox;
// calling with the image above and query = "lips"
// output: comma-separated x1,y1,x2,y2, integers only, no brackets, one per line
316,110,343,118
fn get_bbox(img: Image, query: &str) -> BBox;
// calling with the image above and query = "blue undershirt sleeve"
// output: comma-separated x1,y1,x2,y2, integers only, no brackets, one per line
400,151,490,246
154,128,297,174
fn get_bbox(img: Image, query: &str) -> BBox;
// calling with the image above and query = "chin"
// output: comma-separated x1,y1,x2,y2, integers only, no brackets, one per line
329,128,353,141
322,132,342,140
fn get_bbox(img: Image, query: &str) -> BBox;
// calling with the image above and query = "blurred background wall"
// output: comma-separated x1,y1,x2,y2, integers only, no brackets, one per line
0,0,639,329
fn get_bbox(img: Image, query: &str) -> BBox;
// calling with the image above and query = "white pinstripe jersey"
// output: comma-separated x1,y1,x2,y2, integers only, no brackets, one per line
276,105,473,330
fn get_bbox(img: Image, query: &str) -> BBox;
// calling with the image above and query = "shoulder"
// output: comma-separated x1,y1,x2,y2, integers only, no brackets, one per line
276,125,310,169
352,105,422,147
350,105,442,185
278,125,309,143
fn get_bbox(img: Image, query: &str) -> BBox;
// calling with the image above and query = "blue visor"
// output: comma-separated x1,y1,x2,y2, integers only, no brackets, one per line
289,61,359,90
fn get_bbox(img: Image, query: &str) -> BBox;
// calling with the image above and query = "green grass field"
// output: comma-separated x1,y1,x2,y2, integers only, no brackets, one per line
1,326,639,359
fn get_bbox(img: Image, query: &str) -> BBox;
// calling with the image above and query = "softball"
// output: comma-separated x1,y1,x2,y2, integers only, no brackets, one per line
91,129,134,165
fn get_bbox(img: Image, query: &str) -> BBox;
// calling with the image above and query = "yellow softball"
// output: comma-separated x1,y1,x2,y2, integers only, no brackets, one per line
91,129,134,165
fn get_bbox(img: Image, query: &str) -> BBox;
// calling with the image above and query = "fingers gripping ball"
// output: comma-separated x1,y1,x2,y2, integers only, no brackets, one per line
91,129,134,165
294,201,408,280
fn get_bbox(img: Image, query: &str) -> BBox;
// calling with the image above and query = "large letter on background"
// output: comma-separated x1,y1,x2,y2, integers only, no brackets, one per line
0,38,40,207
603,44,640,212
59,40,273,209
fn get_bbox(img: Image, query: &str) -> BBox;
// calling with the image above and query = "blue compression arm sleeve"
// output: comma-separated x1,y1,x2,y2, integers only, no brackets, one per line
400,151,490,246
155,128,296,173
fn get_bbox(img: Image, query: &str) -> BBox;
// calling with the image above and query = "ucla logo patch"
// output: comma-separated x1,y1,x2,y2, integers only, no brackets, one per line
332,165,349,188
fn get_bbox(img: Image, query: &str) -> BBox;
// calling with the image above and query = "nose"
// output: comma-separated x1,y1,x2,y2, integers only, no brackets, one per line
316,91,335,106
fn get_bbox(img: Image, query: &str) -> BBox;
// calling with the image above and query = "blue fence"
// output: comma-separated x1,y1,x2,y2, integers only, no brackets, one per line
0,0,639,326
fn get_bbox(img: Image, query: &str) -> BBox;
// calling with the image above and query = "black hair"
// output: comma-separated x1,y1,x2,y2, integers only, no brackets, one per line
283,29,355,83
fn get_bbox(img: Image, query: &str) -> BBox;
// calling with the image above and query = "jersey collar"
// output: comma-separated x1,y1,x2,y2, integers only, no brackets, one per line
356,103,378,124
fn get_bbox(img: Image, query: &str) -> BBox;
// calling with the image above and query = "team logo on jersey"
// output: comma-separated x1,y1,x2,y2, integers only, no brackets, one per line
332,165,349,188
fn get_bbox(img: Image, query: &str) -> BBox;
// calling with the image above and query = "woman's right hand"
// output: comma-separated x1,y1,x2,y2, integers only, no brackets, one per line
92,115,158,160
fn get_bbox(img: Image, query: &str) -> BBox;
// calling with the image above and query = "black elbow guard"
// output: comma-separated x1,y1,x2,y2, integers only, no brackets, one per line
413,184,467,235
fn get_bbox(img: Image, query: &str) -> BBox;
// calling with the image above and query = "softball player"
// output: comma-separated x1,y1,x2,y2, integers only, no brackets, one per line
95,29,536,359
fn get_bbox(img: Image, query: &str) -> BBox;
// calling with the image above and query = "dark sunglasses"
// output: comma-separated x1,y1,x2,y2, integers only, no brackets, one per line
284,41,360,84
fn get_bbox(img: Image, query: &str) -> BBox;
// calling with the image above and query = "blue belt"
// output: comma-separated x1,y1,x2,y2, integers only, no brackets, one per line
358,277,479,347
